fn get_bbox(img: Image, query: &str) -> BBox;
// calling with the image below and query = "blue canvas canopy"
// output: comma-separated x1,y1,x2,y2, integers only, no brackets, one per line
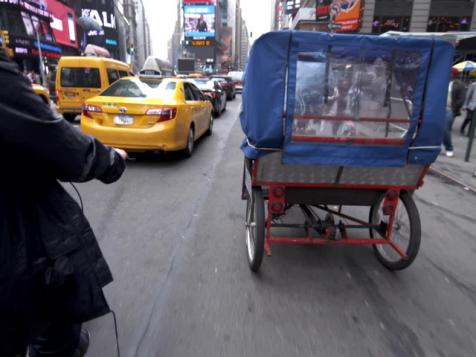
240,31,454,167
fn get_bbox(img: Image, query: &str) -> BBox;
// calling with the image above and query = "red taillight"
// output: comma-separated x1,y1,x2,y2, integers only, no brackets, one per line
146,107,177,122
82,104,102,119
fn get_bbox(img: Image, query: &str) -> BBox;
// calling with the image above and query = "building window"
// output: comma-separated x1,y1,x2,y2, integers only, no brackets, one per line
372,16,410,34
427,16,471,32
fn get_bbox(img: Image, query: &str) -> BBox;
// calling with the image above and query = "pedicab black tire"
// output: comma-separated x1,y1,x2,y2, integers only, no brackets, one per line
246,188,265,272
369,191,421,271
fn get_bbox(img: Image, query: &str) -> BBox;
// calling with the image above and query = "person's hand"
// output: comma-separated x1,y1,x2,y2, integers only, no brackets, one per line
114,148,128,160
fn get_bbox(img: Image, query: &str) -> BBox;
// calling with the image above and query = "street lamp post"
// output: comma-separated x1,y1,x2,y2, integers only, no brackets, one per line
34,26,46,86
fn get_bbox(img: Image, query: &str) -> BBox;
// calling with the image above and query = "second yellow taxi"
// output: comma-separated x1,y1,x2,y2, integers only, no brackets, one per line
32,84,50,105
80,77,213,157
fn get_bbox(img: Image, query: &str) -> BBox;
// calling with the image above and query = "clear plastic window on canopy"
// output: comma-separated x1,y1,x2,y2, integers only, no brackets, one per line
292,47,422,145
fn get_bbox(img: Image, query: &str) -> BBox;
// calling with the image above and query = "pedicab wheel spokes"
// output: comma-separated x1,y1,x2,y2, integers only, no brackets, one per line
369,191,421,271
245,188,265,272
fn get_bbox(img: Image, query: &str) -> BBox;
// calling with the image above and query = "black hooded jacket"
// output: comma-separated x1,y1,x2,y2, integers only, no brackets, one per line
0,51,126,356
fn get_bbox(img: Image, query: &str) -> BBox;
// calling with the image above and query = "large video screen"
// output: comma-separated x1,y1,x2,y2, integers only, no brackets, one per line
184,5,215,38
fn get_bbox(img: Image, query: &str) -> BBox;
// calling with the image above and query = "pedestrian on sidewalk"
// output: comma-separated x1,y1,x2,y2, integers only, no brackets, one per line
0,49,127,357
443,68,466,157
461,77,476,136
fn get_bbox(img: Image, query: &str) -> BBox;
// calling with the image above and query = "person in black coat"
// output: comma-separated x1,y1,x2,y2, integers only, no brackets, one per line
0,50,127,356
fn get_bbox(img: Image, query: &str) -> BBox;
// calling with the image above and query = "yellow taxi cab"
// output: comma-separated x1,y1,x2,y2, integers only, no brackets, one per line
80,77,213,157
32,84,50,104
56,56,132,121
187,73,205,78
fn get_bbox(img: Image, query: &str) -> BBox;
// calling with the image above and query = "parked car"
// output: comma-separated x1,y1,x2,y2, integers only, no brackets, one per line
210,75,236,100
80,77,213,157
227,71,244,93
56,56,133,122
193,78,227,117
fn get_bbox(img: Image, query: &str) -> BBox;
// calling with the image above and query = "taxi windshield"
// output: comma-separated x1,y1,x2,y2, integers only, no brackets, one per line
100,79,176,98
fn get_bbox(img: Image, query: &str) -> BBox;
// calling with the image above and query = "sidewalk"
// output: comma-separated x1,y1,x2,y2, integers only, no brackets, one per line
431,114,476,191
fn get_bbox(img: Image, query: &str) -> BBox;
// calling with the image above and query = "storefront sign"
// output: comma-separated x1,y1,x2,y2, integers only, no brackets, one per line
81,9,116,30
80,0,118,50
285,0,301,15
11,36,61,56
31,47,60,59
105,38,117,46
0,0,51,17
13,37,30,46
14,46,28,54
316,0,362,32
33,40,61,53
46,0,77,48
191,40,213,46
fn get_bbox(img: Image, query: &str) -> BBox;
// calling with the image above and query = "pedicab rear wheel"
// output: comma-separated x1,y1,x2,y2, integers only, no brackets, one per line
369,191,421,271
245,188,265,272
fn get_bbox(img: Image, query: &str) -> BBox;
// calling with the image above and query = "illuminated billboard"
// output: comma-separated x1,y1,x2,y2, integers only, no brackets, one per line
184,5,215,38
316,0,362,32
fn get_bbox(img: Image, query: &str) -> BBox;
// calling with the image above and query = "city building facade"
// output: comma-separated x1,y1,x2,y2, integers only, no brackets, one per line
239,18,249,69
273,0,476,35
0,0,63,75
120,0,151,72
168,0,183,72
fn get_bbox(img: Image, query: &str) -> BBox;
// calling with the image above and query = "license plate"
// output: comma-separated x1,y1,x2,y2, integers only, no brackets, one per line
114,115,134,125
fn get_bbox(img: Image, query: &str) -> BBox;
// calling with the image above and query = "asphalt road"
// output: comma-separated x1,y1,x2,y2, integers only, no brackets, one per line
70,97,476,357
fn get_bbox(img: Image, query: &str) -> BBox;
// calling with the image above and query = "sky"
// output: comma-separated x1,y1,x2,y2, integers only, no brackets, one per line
141,0,273,60
241,0,273,45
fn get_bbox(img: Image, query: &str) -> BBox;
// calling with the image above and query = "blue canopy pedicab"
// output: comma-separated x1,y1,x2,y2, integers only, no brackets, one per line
240,31,454,272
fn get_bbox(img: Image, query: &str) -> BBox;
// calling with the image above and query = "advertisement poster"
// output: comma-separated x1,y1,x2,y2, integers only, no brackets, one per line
316,0,362,32
218,26,232,68
184,5,215,38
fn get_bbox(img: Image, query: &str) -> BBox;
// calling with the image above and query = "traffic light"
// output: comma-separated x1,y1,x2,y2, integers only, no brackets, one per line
1,30,9,47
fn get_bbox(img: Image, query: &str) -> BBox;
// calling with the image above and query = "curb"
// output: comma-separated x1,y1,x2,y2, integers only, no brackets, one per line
429,166,476,194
